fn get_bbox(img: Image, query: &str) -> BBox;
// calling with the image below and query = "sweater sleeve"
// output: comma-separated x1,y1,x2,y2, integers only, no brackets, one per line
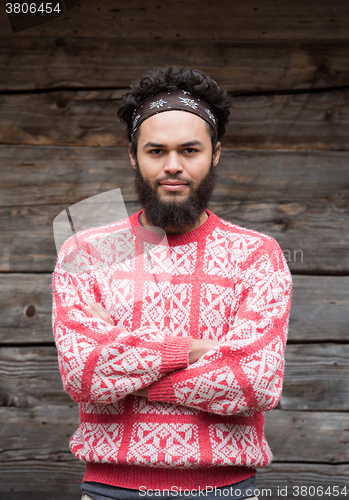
52,234,191,405
147,237,292,416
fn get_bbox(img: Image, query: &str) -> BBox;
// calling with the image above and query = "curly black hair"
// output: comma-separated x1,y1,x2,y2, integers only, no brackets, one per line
117,66,231,154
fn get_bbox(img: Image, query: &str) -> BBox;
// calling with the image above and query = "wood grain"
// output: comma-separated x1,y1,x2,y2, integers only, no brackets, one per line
1,275,348,344
1,343,348,410
257,463,349,500
0,405,78,463
264,410,349,463
0,347,70,407
288,276,349,342
2,0,349,40
1,38,349,92
0,274,53,344
2,88,349,150
0,461,84,500
281,344,349,410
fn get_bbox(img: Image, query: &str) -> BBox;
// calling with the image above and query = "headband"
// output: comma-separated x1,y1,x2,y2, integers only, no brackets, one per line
131,90,218,138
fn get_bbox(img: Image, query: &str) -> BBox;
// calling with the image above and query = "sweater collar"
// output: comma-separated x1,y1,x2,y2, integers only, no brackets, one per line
130,209,218,246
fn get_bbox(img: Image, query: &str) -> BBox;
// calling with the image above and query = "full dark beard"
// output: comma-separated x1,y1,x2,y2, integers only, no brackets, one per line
134,161,217,231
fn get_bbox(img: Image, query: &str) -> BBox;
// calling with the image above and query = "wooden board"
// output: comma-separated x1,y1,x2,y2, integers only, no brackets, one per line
1,0,349,40
1,274,348,344
0,346,70,407
2,88,349,150
257,463,349,500
1,146,348,207
0,405,79,463
1,38,349,92
0,463,348,500
288,276,349,342
0,461,85,500
1,406,348,463
264,410,349,463
281,344,349,410
1,199,347,272
1,343,348,410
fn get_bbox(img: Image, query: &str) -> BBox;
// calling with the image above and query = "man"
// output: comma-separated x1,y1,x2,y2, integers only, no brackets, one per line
52,66,292,500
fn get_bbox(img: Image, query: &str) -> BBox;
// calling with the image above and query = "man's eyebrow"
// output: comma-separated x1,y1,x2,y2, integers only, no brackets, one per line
143,141,165,149
143,140,203,149
180,140,203,147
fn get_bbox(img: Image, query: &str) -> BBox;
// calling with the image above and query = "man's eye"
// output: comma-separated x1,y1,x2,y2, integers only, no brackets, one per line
150,149,162,154
184,148,198,154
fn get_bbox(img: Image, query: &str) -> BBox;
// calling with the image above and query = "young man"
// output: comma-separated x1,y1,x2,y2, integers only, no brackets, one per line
52,66,292,500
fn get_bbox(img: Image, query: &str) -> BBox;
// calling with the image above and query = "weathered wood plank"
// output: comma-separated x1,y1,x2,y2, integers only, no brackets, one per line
2,199,347,272
1,344,348,410
1,0,349,40
0,347,70,407
281,344,349,410
257,463,349,500
0,462,348,500
0,405,78,462
3,89,349,150
1,406,348,463
1,275,348,344
0,274,53,344
220,90,349,151
0,461,84,500
1,146,348,206
264,410,349,463
1,38,349,92
288,276,349,342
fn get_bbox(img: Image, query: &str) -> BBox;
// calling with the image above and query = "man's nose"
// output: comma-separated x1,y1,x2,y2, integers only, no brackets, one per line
163,153,183,174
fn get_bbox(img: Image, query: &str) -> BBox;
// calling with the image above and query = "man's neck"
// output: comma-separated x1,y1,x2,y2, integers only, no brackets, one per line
140,210,209,235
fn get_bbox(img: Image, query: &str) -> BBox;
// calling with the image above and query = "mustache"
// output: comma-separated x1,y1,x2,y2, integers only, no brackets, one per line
156,174,192,184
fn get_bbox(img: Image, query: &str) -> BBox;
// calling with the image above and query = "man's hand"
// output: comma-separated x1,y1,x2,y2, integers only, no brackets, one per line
83,301,114,326
131,388,148,397
189,339,219,364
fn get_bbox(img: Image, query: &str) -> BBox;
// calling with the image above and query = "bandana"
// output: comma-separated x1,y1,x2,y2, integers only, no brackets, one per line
131,90,218,138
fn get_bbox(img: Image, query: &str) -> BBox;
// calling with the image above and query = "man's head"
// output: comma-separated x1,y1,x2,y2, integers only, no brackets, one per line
117,66,231,233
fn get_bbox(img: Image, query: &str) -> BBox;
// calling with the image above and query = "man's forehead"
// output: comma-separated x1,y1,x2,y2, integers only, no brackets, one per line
137,110,212,144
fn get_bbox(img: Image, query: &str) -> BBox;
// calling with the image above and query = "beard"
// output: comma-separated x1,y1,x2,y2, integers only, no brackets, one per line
134,160,217,231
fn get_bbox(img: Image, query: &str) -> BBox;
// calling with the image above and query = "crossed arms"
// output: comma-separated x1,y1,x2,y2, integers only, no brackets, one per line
52,234,292,416
83,300,219,397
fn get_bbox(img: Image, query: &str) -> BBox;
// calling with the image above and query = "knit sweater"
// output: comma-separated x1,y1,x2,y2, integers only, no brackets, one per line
52,209,292,490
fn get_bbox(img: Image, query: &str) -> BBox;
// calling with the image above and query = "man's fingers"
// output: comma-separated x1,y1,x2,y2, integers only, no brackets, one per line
131,388,148,397
83,302,114,326
83,305,103,321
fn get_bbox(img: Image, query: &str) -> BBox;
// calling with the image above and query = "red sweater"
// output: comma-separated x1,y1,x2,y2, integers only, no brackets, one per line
52,210,292,490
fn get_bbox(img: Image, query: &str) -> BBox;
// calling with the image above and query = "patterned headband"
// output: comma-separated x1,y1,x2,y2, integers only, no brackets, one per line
131,90,218,138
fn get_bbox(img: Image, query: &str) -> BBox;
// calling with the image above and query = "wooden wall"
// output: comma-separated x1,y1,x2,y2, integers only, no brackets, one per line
1,1,349,498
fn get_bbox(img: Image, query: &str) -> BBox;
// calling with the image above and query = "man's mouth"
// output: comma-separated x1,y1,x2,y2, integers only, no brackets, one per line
159,180,188,191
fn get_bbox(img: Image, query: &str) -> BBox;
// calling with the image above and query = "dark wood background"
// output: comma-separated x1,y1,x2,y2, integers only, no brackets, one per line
0,1,349,498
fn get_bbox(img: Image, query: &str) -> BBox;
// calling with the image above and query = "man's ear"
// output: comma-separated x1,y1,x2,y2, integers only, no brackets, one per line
128,144,137,169
213,142,221,167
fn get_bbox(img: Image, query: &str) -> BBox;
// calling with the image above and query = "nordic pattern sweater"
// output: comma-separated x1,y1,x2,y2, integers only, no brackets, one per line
52,210,292,490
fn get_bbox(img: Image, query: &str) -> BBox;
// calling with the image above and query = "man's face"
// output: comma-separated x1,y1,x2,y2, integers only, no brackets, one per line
129,110,221,232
